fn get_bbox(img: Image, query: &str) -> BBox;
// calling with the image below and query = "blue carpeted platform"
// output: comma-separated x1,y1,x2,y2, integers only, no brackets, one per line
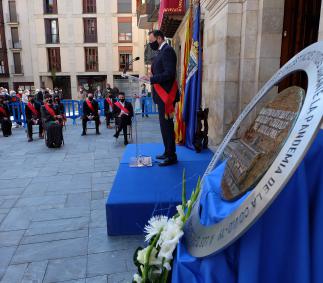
106,144,213,235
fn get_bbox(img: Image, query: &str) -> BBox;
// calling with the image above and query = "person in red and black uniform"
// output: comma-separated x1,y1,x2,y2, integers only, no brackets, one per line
81,93,100,135
113,92,133,145
141,30,179,166
104,87,117,129
54,95,66,126
25,93,43,142
41,94,62,127
0,93,12,137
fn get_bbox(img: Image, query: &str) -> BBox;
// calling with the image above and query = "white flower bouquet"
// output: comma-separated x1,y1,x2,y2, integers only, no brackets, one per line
133,171,201,283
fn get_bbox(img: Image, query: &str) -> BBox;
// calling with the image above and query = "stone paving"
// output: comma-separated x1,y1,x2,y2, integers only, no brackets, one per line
0,116,162,283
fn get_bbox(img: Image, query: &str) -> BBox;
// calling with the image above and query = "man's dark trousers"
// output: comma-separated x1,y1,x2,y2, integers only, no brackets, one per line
157,102,176,158
27,120,43,138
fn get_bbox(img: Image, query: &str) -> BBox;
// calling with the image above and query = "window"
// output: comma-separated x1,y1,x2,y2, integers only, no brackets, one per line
13,52,22,74
85,47,98,72
8,1,18,22
119,47,133,71
117,0,132,13
45,19,59,44
11,27,20,48
44,0,57,14
0,61,5,74
118,18,132,42
84,18,97,43
83,0,96,13
47,48,61,72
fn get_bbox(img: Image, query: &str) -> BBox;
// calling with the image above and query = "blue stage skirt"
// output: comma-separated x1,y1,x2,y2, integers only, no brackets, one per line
172,130,323,283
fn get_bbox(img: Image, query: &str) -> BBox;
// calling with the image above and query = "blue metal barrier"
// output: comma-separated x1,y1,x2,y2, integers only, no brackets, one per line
6,98,158,128
8,102,26,126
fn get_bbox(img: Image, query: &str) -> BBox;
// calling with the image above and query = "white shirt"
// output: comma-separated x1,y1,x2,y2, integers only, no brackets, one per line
119,101,128,116
159,41,167,51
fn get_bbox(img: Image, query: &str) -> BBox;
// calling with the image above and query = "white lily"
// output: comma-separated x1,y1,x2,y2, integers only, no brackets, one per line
137,246,163,266
176,205,185,219
144,215,168,242
133,273,142,283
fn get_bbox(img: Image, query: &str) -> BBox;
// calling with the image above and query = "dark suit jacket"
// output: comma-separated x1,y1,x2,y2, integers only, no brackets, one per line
25,102,42,120
82,99,99,117
150,43,179,105
113,101,134,122
0,103,10,119
41,104,60,126
104,97,116,114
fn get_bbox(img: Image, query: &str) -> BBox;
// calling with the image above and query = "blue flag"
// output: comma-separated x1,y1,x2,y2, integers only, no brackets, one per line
182,2,202,150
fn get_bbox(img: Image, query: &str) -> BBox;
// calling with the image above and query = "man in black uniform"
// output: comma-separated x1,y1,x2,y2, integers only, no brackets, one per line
142,30,179,166
0,93,12,137
25,93,43,142
113,92,133,145
81,93,100,135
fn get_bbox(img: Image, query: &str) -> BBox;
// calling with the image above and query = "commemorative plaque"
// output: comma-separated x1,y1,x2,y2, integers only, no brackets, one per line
221,87,305,201
184,41,323,258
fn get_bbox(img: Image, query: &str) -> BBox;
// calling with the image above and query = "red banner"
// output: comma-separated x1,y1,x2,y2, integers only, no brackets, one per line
86,99,95,113
44,103,56,118
114,101,130,115
27,102,39,116
158,0,185,28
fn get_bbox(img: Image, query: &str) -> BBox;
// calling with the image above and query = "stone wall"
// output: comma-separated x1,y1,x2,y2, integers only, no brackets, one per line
200,0,285,145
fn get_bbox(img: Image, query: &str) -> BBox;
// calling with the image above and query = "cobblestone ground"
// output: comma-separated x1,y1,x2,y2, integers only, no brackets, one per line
0,116,161,283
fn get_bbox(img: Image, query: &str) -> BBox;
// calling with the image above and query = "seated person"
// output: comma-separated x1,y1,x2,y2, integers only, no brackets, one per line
113,92,134,145
104,91,116,129
41,94,64,147
25,92,43,142
54,95,66,126
0,94,12,137
82,93,101,135
41,93,62,129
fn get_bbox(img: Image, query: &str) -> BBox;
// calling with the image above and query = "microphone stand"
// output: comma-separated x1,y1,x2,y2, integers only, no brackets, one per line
123,58,152,168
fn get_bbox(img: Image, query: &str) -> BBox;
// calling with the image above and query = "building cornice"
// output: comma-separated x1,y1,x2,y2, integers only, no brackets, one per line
201,0,243,17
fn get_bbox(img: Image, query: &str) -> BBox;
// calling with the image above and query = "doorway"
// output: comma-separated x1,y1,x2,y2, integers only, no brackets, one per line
279,0,322,91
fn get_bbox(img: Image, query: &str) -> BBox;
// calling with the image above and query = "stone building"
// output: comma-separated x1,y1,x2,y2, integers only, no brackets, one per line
0,0,147,99
137,0,323,145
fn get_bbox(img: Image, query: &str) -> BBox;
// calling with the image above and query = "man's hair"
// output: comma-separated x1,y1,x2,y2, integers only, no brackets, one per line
149,30,165,40
118,92,125,96
44,93,51,99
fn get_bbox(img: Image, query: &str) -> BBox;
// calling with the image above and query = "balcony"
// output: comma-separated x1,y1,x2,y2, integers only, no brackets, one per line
6,13,19,25
8,40,22,50
158,0,186,38
46,34,60,44
147,0,160,22
137,2,153,29
84,33,98,43
10,64,23,75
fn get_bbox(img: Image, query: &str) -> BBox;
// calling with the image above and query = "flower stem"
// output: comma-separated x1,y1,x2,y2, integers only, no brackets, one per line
182,169,187,210
142,231,161,282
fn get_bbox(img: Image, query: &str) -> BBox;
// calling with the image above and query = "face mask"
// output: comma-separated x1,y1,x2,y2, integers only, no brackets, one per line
149,40,159,51
120,98,125,103
88,97,93,101
30,99,35,103
48,99,53,104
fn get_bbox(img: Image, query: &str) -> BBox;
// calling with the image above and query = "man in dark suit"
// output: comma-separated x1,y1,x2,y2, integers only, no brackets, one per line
113,92,133,145
142,30,179,166
81,93,101,135
25,93,43,142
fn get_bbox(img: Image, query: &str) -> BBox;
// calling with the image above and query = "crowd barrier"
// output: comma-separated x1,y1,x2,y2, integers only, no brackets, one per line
7,97,158,127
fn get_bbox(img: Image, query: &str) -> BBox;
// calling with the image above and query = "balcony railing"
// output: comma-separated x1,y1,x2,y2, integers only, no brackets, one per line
84,34,98,43
137,2,154,29
46,34,60,44
8,40,22,49
6,13,19,24
10,64,23,75
147,0,160,22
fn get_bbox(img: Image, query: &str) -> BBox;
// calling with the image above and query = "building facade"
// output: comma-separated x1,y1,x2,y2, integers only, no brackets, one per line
137,0,323,146
0,0,147,99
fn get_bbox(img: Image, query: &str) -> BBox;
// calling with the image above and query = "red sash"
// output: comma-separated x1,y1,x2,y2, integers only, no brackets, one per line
154,80,178,119
44,103,56,118
105,98,114,108
86,99,95,113
0,106,7,117
27,102,39,116
114,101,130,115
